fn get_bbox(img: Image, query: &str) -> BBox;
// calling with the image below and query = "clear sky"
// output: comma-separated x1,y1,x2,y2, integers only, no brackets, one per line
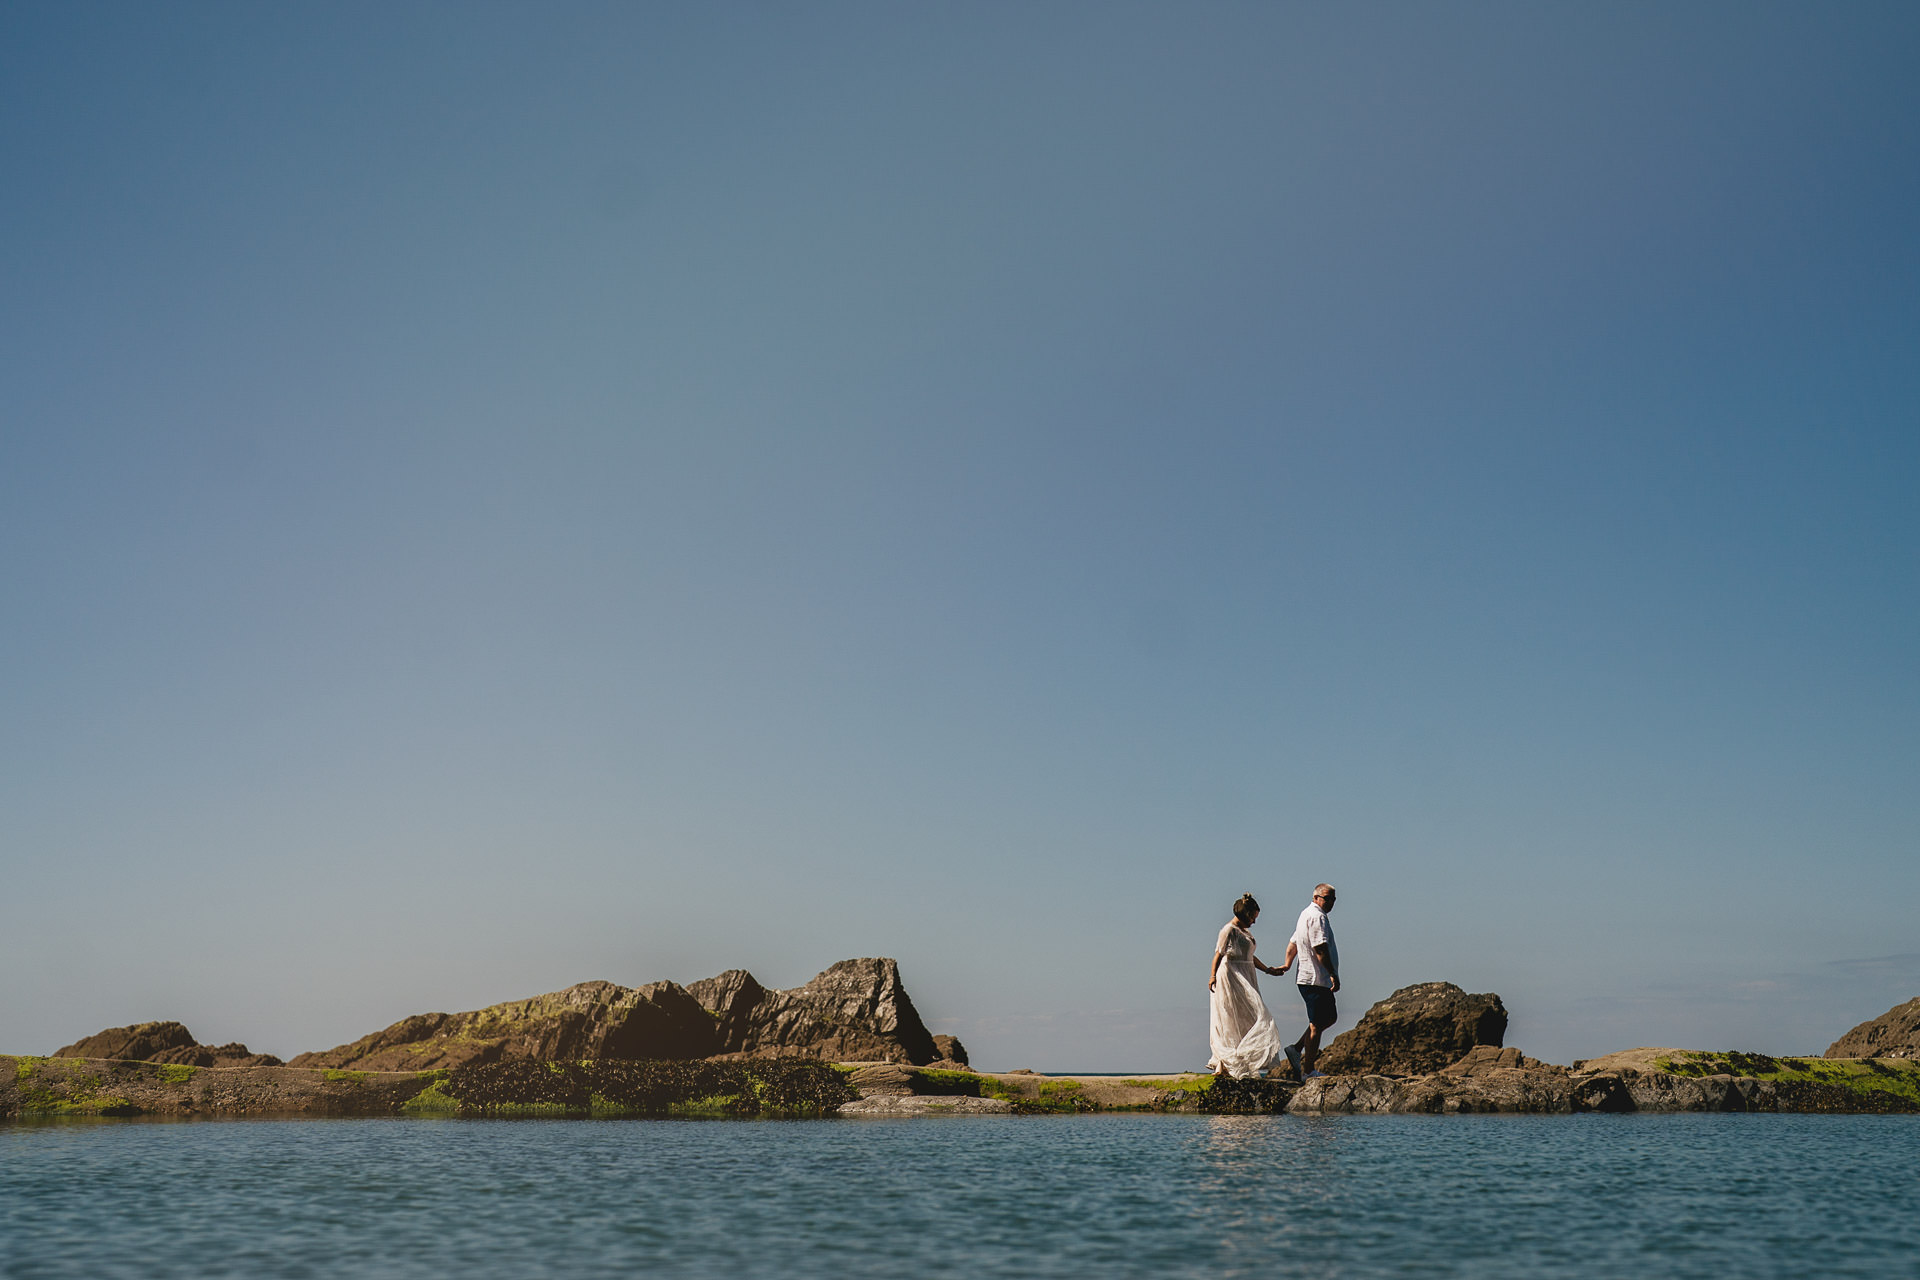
4,2,1916,1071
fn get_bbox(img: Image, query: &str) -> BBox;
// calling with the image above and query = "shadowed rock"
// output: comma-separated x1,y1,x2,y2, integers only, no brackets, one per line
1315,982,1507,1077
54,1022,281,1067
931,1034,970,1067
688,958,941,1065
1825,996,1920,1060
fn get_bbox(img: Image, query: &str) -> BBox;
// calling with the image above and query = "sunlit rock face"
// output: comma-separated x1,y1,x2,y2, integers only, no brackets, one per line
284,956,941,1070
288,979,724,1070
689,957,941,1065
1313,982,1507,1077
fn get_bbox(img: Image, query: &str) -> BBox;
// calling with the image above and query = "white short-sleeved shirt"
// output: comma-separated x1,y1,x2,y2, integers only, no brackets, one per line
1292,903,1338,988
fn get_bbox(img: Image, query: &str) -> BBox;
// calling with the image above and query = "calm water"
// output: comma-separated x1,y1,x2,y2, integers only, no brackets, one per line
3,1114,1916,1278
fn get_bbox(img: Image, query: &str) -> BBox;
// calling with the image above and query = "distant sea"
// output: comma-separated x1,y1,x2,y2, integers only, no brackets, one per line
4,1113,1916,1278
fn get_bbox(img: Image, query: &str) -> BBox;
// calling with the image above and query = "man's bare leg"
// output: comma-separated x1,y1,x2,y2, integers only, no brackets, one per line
1299,1021,1327,1074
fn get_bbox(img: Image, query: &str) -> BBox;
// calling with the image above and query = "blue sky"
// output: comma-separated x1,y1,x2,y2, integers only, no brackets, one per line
4,2,1916,1070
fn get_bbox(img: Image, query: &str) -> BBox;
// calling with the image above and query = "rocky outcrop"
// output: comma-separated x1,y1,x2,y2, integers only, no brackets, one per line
1825,997,1920,1060
53,1022,282,1068
289,957,939,1071
1314,982,1507,1076
289,980,721,1070
687,958,941,1065
55,1021,196,1061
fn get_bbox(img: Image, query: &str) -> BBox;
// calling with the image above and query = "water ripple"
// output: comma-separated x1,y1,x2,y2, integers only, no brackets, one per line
2,1113,1915,1278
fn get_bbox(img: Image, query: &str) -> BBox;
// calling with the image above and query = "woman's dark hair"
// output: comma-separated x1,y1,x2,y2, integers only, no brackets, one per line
1232,893,1260,924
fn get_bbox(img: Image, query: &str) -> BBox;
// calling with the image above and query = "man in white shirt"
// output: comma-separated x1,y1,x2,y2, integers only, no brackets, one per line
1281,883,1340,1080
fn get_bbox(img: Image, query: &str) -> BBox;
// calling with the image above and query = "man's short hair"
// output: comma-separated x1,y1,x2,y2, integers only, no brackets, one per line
1314,883,1337,898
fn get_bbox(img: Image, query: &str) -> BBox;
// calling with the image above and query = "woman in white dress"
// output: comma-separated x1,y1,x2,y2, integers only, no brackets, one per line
1208,893,1288,1078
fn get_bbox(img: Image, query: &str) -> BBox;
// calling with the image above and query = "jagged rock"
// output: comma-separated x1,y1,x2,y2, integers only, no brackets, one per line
288,957,938,1070
931,1034,970,1067
53,1022,281,1067
1315,982,1507,1077
288,980,720,1070
683,970,767,1052
1825,997,1920,1060
687,958,941,1065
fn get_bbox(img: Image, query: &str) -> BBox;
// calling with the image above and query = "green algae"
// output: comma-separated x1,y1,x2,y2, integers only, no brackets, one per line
918,1072,1100,1114
1123,1076,1212,1096
400,1079,459,1113
323,1070,371,1084
156,1064,198,1085
913,1069,989,1095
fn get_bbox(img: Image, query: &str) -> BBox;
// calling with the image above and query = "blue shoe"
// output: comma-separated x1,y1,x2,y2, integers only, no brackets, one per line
1284,1045,1303,1080
1304,1070,1327,1079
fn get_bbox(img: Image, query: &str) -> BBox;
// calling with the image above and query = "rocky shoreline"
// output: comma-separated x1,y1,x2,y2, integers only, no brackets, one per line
10,963,1917,1120
7,1049,1918,1119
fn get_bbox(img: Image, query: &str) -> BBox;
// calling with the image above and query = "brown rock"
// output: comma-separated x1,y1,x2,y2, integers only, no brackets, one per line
1408,1067,1573,1114
53,1022,281,1067
289,980,721,1070
1824,997,1920,1060
683,970,767,1052
55,1021,198,1061
688,958,941,1065
1439,1045,1548,1076
931,1034,970,1067
288,957,940,1070
1315,982,1507,1077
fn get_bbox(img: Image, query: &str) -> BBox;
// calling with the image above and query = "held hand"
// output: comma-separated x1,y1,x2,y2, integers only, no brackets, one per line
1331,976,1341,992
1208,978,1217,992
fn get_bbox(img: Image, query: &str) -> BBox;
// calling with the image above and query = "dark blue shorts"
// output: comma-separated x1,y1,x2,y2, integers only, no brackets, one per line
1298,984,1338,1028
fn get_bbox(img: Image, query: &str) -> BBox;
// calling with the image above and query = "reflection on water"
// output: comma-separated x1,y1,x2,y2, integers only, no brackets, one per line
2,1114,1916,1278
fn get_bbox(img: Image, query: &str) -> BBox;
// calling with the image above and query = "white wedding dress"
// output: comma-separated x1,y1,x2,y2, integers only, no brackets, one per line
1208,922,1283,1078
